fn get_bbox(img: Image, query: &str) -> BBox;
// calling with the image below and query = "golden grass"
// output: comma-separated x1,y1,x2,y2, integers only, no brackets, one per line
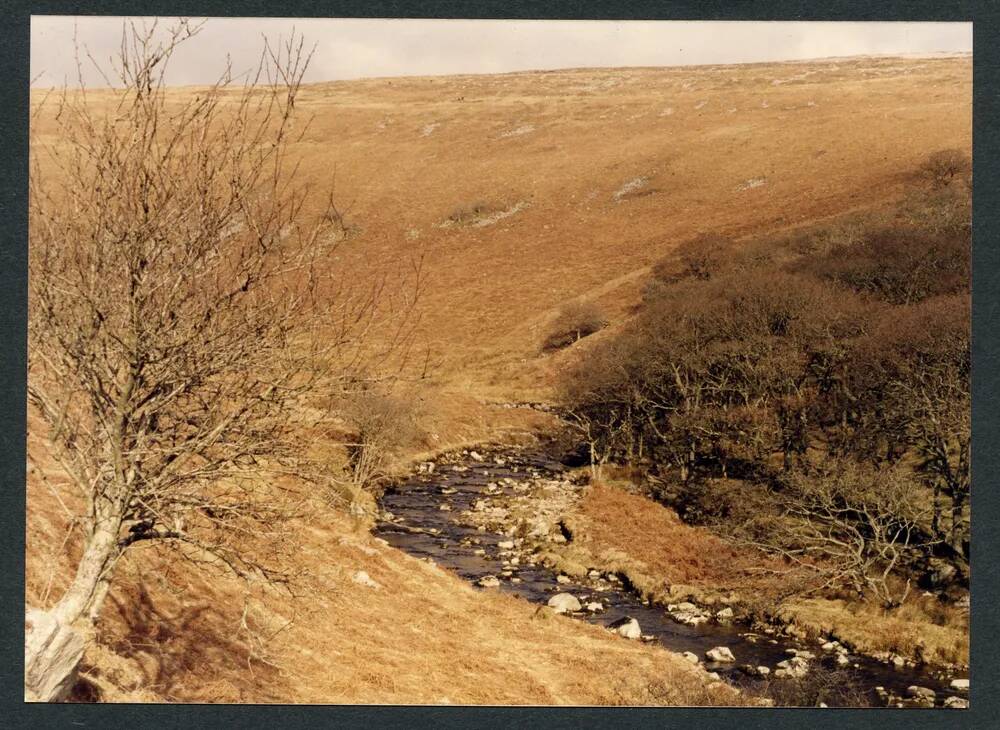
562,481,787,604
28,407,746,705
780,597,969,668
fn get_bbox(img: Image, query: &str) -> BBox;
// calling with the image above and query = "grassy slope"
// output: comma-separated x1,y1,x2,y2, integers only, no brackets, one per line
26,54,971,702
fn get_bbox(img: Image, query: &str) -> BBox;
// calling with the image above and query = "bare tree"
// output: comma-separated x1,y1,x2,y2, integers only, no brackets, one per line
27,20,409,697
746,464,936,609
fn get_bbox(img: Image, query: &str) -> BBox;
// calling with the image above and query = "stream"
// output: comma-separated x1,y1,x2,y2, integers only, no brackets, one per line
373,444,968,708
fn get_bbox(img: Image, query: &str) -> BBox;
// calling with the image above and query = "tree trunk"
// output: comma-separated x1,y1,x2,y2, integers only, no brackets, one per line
25,526,118,701
24,608,86,702
950,493,968,560
51,526,119,626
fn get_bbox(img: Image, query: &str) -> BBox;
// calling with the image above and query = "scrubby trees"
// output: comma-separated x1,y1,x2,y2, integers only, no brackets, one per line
543,300,607,351
561,153,971,606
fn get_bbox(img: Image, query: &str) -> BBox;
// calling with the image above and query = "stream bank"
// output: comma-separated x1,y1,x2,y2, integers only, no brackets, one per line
373,443,969,708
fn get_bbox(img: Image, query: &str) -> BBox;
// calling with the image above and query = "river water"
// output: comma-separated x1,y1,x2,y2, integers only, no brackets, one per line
373,445,968,708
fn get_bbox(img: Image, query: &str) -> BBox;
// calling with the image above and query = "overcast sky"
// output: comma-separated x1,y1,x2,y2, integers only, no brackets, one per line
30,17,972,87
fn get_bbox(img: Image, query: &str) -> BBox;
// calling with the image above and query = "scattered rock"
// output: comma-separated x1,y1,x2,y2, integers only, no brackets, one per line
950,678,970,691
556,574,571,584
585,602,604,613
715,607,734,621
497,540,515,550
944,696,969,709
775,656,809,679
907,686,936,701
438,504,452,511
785,649,816,660
469,451,484,461
477,575,501,588
834,653,851,667
705,646,735,663
352,571,380,589
547,593,582,614
681,651,700,665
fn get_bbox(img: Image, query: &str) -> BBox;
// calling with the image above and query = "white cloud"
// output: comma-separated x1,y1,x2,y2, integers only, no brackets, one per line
30,17,972,88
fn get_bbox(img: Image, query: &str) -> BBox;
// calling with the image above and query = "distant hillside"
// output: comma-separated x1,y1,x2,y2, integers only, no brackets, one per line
251,55,972,394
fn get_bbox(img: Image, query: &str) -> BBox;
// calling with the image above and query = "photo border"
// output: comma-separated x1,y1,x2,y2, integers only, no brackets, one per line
2,2,995,727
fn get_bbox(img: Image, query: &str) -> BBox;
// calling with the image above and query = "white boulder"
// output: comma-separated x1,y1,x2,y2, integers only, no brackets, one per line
609,617,642,639
547,593,582,614
705,646,736,663
352,571,380,589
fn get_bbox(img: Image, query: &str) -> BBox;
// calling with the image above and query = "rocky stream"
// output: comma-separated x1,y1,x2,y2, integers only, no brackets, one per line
374,444,969,708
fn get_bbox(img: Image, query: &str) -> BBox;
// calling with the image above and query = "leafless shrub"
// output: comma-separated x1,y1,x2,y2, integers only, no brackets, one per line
919,148,971,189
543,300,608,351
737,665,873,707
446,200,497,225
337,388,420,492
